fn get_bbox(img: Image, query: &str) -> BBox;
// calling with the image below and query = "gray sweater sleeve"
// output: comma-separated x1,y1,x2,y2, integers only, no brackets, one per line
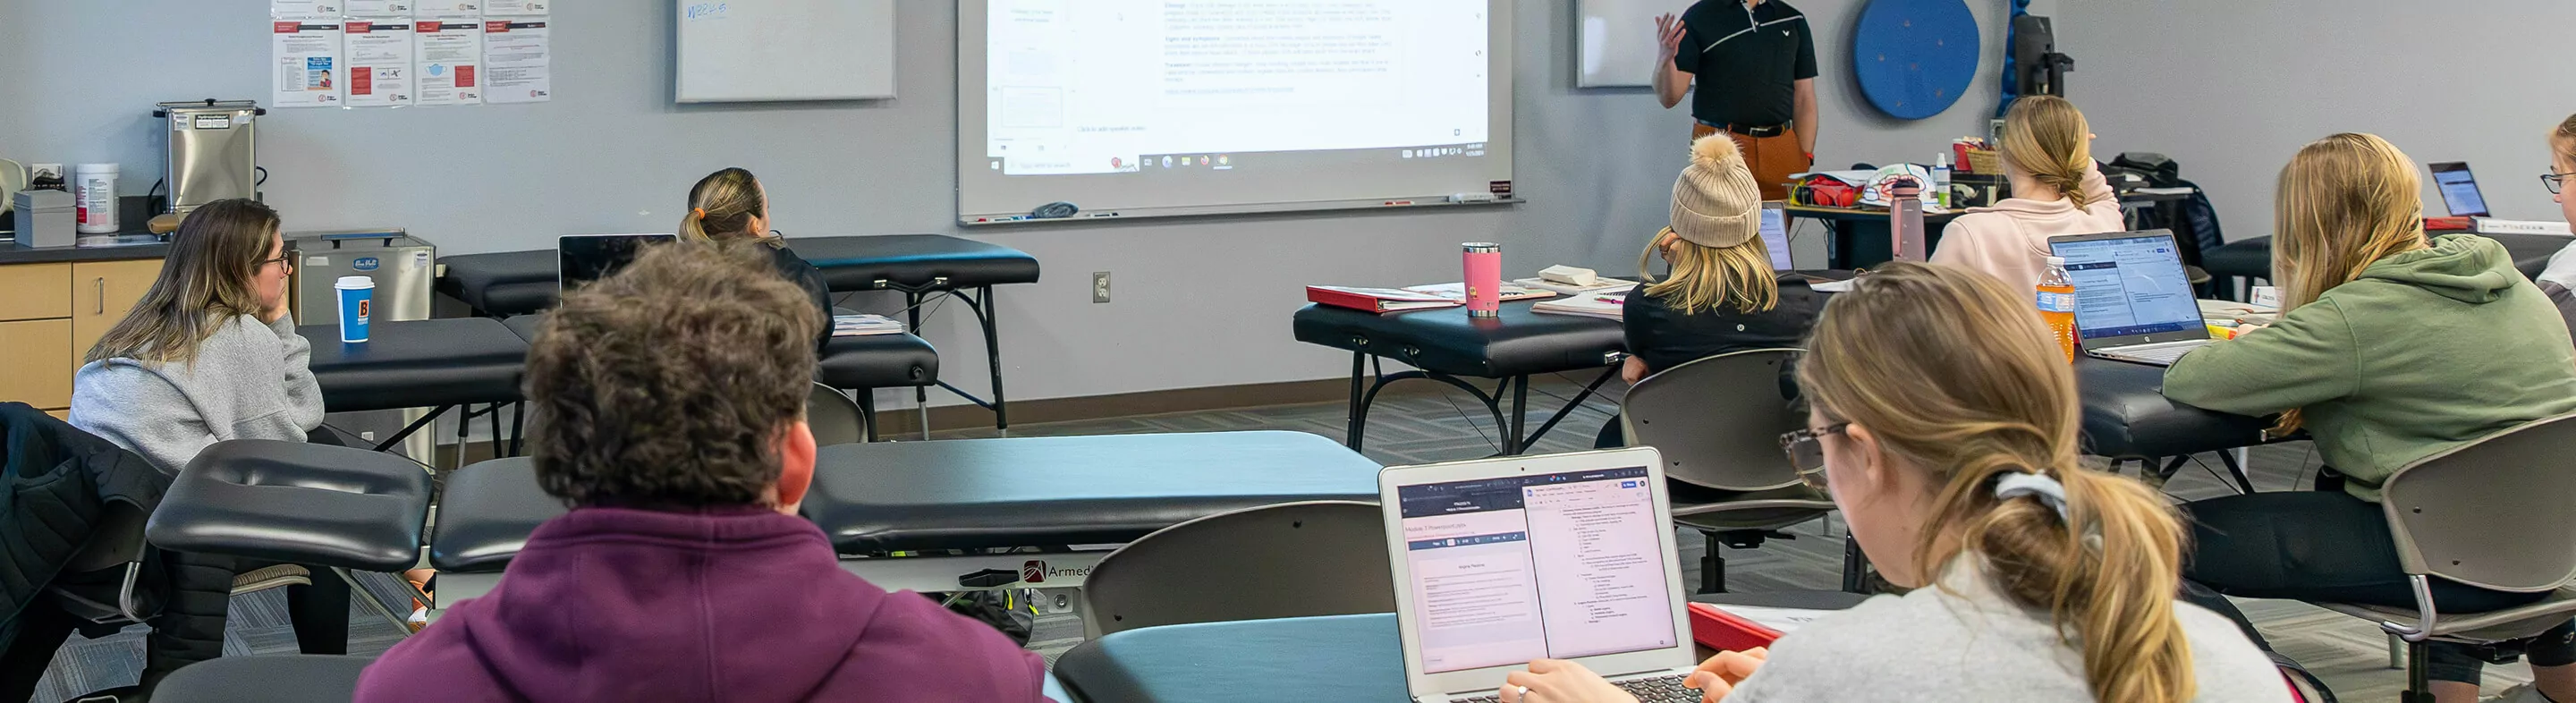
269,314,326,433
72,364,220,474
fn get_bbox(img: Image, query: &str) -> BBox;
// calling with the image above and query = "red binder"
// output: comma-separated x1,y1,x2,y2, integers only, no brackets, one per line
1687,603,1785,653
1305,286,1459,314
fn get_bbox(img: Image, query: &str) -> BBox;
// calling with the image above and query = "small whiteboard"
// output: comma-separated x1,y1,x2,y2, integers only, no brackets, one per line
675,0,896,103
1577,0,1693,88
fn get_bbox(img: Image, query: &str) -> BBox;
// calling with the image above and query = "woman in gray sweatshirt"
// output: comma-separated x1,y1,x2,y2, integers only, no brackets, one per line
70,199,321,472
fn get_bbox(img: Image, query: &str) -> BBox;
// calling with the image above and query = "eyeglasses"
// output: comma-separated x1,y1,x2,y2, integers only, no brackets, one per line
258,251,295,270
2546,172,2568,196
1776,423,1849,492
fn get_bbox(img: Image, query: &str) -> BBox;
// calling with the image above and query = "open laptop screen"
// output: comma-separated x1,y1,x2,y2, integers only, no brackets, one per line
2431,163,2489,217
1759,203,1794,271
2051,233,2202,341
559,234,677,291
1394,466,1676,673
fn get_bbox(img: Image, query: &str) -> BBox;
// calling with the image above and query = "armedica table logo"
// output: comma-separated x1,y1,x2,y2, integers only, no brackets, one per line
352,257,380,271
1023,560,1093,584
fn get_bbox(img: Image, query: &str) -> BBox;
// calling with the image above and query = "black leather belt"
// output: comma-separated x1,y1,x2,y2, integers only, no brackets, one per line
1698,119,1787,138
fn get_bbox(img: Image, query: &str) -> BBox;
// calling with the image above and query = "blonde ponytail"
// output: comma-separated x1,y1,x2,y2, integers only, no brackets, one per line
1798,262,2196,703
1999,96,2097,209
681,167,784,249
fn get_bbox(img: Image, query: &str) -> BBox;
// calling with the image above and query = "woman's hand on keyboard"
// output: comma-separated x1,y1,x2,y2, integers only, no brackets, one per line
1500,659,1636,703
1682,648,1768,701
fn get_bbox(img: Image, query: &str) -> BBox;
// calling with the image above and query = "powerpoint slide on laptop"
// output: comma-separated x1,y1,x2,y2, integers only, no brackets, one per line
982,0,1490,176
2058,238,2201,340
1396,466,1678,673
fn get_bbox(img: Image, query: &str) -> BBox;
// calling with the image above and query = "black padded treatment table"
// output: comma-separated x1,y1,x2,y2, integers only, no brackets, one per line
792,234,1041,432
298,318,529,453
501,313,939,442
436,234,1039,431
2073,355,2271,492
2203,231,2568,299
1292,301,1627,455
428,431,1380,612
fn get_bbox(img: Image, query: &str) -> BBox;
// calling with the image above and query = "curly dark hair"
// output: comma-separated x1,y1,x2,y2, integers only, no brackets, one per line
525,241,821,508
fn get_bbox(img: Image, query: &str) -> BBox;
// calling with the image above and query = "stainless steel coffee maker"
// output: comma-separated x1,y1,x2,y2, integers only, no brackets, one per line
152,99,264,215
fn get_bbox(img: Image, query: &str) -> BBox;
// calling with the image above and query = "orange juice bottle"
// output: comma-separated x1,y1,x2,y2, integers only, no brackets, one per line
2037,257,2079,362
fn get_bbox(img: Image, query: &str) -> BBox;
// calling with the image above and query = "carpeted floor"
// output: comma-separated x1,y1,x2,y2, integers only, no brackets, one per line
30,376,2532,701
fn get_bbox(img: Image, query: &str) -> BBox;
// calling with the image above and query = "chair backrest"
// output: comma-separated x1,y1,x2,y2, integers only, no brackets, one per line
2381,412,2576,592
1621,349,1806,492
806,383,867,446
1082,501,1393,638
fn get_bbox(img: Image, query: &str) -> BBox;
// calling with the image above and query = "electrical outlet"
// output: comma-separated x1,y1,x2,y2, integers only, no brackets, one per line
1092,272,1112,303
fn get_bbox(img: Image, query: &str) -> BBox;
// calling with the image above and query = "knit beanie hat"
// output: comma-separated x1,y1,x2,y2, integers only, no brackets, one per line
1669,135,1764,248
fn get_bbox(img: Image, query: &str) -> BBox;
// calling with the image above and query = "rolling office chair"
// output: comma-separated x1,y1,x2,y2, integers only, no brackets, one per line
1080,501,1394,638
806,383,870,447
1620,349,1863,594
2301,413,2576,703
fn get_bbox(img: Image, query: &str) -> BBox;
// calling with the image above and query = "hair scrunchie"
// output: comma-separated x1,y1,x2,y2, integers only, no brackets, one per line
691,207,707,220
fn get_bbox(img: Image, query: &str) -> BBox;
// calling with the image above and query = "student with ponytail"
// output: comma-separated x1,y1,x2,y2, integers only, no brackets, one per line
682,167,835,344
2165,133,2576,703
1495,263,2284,703
1930,95,2124,292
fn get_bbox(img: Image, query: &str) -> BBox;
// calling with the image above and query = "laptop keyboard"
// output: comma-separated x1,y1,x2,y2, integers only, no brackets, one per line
1451,673,1699,703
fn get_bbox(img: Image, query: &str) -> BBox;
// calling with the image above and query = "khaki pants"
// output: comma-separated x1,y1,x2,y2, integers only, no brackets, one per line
1692,123,1809,201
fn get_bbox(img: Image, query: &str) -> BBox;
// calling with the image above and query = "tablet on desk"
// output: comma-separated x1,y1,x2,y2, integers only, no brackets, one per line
558,234,677,292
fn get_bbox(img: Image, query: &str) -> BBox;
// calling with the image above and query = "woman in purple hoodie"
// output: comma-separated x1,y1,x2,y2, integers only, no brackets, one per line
354,242,1049,702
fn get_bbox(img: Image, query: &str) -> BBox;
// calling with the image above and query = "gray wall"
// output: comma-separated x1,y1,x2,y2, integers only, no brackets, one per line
2061,1,2576,242
3,0,2041,408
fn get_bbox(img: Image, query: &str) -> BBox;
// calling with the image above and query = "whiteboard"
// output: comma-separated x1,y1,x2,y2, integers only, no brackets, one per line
675,0,896,103
1577,0,1694,88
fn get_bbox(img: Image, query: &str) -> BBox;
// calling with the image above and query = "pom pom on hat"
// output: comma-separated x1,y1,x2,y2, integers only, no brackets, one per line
1669,135,1763,249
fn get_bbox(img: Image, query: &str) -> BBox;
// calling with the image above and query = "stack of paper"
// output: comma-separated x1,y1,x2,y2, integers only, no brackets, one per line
1513,275,1639,296
1403,282,1555,302
831,314,907,337
1531,292,1627,320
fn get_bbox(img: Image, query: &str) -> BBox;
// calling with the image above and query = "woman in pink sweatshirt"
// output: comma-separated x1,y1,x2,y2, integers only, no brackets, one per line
1930,96,2124,292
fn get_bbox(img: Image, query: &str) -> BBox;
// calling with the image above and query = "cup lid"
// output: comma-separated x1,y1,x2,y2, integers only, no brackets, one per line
335,275,375,287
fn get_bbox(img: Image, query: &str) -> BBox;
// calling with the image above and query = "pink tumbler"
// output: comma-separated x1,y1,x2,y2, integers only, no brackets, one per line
1462,242,1502,318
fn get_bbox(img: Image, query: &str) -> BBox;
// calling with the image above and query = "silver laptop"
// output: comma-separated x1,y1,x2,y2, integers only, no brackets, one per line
558,233,677,292
2047,230,2211,366
1759,201,1794,270
1380,448,1701,703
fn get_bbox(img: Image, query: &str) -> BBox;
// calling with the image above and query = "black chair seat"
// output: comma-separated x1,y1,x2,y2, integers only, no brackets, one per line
792,234,1042,292
1055,614,1404,703
429,457,566,573
818,333,940,389
1291,302,1625,378
149,655,376,703
436,250,559,318
148,440,433,572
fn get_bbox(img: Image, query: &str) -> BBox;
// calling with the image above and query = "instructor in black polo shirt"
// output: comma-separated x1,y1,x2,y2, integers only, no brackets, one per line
1656,0,1818,201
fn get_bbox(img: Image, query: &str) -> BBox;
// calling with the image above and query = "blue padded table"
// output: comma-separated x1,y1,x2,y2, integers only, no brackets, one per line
1053,592,1868,703
436,234,1038,431
1292,301,1627,455
298,318,528,453
428,431,1381,607
2204,232,2568,299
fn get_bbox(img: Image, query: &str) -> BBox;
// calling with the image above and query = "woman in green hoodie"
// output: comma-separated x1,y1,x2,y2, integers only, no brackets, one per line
2165,133,2576,702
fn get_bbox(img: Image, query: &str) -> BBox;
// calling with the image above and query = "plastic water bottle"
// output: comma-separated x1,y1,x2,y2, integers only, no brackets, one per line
2038,257,2079,362
1930,153,1954,210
